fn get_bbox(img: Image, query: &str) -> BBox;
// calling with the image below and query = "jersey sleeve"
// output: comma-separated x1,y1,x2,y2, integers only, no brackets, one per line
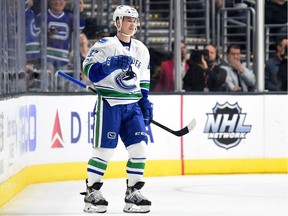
82,39,110,82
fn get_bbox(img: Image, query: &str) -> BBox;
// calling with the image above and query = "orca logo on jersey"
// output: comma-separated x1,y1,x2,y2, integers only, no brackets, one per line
48,23,69,40
115,66,137,90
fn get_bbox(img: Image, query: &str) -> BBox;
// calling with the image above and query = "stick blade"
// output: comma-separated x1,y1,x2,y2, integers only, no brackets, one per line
187,119,197,132
174,119,196,136
150,118,196,137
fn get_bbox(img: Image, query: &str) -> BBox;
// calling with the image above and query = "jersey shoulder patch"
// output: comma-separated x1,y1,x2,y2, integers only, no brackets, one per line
97,37,109,44
95,36,118,48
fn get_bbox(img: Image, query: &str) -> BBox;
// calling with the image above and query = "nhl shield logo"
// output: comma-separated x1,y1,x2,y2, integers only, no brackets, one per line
204,102,252,149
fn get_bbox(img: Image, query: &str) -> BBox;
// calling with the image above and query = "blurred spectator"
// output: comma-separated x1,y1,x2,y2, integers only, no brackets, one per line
149,48,170,91
82,15,111,41
265,0,288,43
154,41,189,92
68,32,90,71
277,50,288,91
183,44,226,92
25,0,40,67
36,0,86,73
265,37,288,91
215,0,224,8
26,63,40,90
265,0,287,27
183,47,210,92
204,44,227,92
95,27,111,41
68,32,92,88
31,0,41,16
277,26,288,42
79,32,89,68
220,44,256,92
13,70,28,92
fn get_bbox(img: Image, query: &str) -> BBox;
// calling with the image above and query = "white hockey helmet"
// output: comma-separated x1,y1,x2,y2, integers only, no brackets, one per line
113,5,139,36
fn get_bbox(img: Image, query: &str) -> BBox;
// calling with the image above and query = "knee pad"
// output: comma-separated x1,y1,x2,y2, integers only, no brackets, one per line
127,141,147,159
92,147,114,162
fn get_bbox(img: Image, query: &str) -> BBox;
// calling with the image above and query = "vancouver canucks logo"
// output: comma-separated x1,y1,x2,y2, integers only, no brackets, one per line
204,102,252,150
115,66,137,90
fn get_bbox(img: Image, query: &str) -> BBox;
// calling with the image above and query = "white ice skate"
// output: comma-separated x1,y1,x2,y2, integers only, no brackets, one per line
81,181,108,213
123,181,151,213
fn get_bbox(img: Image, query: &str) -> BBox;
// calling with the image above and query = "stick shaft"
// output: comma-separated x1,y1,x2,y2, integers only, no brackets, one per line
56,71,193,136
150,119,176,134
57,71,97,93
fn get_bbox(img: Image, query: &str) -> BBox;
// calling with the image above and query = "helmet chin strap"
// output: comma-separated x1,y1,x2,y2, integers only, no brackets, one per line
119,29,136,37
119,31,132,37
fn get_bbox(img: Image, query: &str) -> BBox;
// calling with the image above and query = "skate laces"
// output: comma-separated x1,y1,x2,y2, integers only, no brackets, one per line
128,188,147,202
88,188,105,201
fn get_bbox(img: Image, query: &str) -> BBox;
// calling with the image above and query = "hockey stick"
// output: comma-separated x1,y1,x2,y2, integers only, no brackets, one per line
56,70,98,94
56,71,196,136
150,119,196,137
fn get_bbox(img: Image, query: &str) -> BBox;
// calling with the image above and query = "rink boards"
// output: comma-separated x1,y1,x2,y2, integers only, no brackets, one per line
0,94,287,206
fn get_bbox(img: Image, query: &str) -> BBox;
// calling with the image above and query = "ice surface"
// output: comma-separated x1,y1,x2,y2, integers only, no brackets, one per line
1,174,287,216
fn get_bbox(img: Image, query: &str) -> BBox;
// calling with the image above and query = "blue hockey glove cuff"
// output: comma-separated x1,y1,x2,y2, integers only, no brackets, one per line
102,55,133,74
138,98,153,127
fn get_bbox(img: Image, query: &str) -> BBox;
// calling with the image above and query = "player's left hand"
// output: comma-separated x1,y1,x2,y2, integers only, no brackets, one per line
138,98,153,127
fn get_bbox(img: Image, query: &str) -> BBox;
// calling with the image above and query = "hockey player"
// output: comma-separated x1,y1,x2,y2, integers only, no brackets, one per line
81,5,153,214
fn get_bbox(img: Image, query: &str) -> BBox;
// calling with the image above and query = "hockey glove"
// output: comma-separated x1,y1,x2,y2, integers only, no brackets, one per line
138,98,153,127
102,55,133,75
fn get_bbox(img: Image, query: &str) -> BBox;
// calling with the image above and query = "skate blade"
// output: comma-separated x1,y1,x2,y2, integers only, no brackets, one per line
123,203,150,213
83,203,107,213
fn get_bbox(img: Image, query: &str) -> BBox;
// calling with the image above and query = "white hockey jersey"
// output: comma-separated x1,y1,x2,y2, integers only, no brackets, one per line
83,36,150,106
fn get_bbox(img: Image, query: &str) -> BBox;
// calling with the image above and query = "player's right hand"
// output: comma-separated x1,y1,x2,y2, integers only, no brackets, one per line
102,55,133,74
